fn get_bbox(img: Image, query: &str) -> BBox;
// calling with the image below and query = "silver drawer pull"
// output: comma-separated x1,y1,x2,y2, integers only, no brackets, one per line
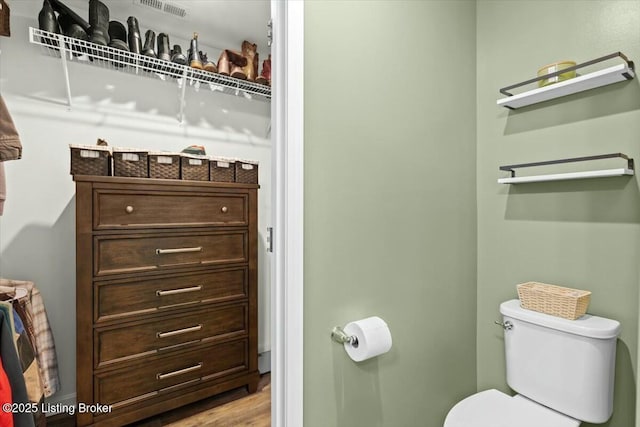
221,206,228,213
125,205,134,214
156,363,203,380
156,246,202,255
156,324,203,339
156,285,203,297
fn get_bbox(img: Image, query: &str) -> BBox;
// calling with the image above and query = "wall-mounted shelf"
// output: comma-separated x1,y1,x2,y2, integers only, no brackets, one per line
29,27,271,123
498,153,635,184
497,52,634,109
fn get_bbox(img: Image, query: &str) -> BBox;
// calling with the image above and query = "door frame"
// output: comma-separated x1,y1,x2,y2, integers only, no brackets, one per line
271,1,304,426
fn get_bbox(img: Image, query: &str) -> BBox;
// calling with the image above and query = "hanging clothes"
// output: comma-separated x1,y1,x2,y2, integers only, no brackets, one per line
0,357,15,427
0,280,60,397
0,310,35,427
0,162,5,215
0,95,22,161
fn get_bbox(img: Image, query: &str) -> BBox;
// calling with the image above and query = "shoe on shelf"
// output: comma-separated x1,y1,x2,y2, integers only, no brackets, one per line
88,0,110,46
127,16,142,55
171,44,187,65
38,0,61,47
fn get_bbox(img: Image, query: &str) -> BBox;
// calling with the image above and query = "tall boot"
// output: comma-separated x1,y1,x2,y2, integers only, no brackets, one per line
157,33,170,61
142,29,156,57
188,33,203,69
256,54,271,86
127,16,142,55
88,0,109,46
58,12,88,56
49,0,90,32
38,0,60,47
108,21,129,67
241,41,258,82
217,50,230,75
171,44,187,65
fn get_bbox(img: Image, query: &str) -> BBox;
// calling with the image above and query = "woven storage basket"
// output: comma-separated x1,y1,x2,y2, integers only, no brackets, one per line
235,160,259,184
112,148,148,178
181,154,209,181
517,282,591,320
149,152,180,180
210,157,235,183
69,144,111,176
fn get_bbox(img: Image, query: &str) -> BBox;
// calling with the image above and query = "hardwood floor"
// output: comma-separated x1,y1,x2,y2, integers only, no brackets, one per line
46,374,270,427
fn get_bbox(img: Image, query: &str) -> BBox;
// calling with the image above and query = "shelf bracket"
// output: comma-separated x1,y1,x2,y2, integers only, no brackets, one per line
178,66,188,124
57,33,73,110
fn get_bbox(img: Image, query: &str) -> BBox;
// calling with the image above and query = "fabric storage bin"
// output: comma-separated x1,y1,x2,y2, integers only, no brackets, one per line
70,144,111,176
112,148,149,178
181,154,209,181
149,152,180,180
517,281,591,320
209,157,235,183
235,160,259,184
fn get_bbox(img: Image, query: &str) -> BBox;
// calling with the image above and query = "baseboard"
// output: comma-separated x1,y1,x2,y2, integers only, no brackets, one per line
258,350,271,374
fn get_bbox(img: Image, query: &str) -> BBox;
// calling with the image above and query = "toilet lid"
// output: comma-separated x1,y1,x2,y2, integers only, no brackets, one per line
444,389,580,427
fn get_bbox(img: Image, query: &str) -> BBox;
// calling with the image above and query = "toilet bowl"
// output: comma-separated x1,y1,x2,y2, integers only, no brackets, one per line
444,389,580,427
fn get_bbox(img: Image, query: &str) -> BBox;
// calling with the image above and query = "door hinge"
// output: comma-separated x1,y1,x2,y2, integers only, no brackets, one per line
267,227,273,252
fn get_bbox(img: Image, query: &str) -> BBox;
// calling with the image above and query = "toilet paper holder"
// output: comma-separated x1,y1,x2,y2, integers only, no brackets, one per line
331,326,359,347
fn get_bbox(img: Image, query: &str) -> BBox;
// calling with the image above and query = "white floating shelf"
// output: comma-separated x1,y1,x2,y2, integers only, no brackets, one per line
497,52,635,109
498,153,635,185
498,168,634,184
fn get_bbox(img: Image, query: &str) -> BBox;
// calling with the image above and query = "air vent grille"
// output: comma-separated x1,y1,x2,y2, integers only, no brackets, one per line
132,0,187,18
164,3,187,18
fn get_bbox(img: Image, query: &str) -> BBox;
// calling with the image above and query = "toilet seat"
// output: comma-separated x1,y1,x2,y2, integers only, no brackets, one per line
444,389,581,427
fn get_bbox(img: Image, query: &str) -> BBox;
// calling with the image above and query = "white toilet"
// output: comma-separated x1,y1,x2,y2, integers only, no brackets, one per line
444,299,621,427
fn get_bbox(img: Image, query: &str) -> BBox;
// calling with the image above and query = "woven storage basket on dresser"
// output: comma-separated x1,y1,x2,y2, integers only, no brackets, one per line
181,154,209,181
112,148,149,177
210,157,235,183
69,144,111,176
517,282,591,320
235,160,259,184
149,152,180,180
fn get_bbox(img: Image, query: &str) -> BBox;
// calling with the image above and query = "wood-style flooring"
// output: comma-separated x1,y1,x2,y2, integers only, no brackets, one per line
47,374,270,427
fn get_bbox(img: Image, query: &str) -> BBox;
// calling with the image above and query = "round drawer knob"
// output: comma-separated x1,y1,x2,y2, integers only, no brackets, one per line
125,206,134,214
221,206,228,213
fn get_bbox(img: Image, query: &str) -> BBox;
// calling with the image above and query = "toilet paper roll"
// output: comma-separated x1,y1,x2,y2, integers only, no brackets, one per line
343,316,392,362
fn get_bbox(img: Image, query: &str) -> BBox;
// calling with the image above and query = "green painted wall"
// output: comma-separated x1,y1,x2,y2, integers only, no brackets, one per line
304,1,477,426
476,2,640,427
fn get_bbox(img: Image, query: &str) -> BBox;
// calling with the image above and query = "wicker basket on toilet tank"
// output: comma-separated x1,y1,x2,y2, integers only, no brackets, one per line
517,282,591,320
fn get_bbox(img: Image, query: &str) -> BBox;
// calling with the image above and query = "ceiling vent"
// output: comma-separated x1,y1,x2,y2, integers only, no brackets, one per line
132,0,187,18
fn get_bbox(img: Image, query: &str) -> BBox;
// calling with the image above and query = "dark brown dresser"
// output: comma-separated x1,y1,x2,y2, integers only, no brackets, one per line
74,176,259,426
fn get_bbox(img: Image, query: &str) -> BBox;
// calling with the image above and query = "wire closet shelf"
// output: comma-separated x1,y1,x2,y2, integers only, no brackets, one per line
29,27,271,103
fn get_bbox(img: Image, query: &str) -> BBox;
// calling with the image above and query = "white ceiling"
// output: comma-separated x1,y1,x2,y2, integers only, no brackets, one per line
14,0,271,55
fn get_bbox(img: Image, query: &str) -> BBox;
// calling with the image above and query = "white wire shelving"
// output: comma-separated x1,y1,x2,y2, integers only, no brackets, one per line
29,27,271,123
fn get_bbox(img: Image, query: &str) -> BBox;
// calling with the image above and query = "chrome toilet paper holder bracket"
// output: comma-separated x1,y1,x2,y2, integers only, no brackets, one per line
331,326,359,347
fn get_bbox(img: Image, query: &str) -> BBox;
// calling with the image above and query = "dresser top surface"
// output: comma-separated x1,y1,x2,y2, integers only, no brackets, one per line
73,175,260,189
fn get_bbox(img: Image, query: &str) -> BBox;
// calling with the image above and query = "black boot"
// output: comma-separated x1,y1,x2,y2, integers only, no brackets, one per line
171,44,187,65
108,21,128,51
58,13,88,56
127,16,142,55
88,0,110,46
49,0,90,33
142,30,156,57
38,0,60,47
157,33,170,61
108,21,129,67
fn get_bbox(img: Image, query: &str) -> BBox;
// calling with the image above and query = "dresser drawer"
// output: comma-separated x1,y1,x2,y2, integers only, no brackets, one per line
96,303,247,367
94,231,247,276
95,339,248,408
95,268,247,322
94,189,248,230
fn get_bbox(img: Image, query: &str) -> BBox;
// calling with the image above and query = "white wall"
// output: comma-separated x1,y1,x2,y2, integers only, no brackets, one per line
0,4,271,407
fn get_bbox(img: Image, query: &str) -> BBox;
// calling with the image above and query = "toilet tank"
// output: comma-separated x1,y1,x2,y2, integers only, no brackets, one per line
500,299,621,424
